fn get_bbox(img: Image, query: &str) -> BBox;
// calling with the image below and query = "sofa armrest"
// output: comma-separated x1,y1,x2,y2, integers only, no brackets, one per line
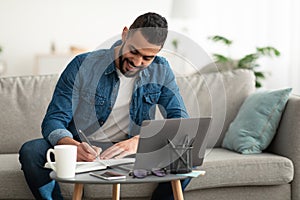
268,94,300,200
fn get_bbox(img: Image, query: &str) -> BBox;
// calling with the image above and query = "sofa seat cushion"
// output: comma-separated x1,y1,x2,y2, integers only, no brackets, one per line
0,154,74,199
82,148,293,199
0,154,34,199
186,148,294,191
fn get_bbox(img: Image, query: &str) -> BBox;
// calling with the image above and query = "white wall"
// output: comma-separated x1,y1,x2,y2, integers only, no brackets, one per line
0,0,299,94
0,0,172,76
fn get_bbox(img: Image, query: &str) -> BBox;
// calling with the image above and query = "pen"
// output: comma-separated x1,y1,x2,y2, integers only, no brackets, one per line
182,135,189,147
188,137,195,147
78,129,100,160
78,129,93,146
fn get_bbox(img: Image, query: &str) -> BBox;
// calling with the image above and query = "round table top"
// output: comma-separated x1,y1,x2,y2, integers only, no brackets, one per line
50,169,189,185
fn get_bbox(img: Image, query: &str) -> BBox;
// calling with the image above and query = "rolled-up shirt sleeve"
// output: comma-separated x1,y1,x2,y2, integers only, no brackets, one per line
47,129,73,146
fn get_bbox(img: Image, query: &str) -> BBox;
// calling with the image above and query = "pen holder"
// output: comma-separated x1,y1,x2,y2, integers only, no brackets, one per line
169,145,193,174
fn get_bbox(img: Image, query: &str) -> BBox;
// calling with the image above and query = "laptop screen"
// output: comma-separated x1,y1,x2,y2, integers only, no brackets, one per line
134,117,211,170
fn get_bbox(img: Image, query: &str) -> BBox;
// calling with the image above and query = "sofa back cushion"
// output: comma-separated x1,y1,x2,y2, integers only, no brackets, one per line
0,74,58,153
0,70,254,153
175,69,255,147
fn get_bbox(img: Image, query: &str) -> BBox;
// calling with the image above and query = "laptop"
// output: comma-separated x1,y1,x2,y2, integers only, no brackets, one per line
133,117,211,171
47,117,211,173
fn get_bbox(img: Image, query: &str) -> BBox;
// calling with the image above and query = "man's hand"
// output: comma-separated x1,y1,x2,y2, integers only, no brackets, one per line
57,137,101,162
100,135,139,159
77,142,102,162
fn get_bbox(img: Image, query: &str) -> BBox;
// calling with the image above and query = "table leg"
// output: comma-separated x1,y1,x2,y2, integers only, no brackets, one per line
72,183,84,200
171,180,184,200
112,183,120,200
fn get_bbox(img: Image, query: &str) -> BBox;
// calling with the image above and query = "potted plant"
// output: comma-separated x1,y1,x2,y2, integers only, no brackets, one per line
208,35,280,88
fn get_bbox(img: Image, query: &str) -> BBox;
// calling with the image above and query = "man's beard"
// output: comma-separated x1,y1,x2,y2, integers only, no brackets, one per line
118,43,144,78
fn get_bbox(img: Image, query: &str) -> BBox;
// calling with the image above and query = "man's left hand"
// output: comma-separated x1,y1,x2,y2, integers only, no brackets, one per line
100,135,139,159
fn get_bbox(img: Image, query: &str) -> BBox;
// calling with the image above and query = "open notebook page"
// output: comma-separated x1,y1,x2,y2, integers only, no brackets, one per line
45,158,135,174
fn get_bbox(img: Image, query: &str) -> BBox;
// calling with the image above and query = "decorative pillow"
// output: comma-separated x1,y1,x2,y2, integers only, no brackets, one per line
222,88,292,154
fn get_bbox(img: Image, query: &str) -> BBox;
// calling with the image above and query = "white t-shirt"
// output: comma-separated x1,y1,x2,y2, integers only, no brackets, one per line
87,69,136,142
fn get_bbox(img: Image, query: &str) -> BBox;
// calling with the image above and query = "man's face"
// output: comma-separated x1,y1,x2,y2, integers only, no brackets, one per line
118,30,161,77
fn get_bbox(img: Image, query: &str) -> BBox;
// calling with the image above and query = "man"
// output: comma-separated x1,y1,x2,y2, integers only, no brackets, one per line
19,12,190,200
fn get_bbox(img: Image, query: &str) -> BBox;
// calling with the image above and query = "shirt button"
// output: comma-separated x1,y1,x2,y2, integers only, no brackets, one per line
100,121,104,125
109,106,112,110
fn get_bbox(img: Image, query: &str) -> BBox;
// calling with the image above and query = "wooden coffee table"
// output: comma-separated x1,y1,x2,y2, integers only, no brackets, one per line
50,169,190,200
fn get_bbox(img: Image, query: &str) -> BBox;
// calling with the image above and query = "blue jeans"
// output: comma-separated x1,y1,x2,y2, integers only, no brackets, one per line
19,138,63,200
19,138,191,200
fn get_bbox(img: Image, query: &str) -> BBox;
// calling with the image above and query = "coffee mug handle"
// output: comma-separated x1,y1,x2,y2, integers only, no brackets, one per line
46,149,56,172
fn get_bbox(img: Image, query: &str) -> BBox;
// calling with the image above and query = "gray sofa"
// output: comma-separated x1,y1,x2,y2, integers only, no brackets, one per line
0,69,299,200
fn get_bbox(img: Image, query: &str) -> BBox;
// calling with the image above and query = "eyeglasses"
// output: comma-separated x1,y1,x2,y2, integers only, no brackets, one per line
129,168,167,179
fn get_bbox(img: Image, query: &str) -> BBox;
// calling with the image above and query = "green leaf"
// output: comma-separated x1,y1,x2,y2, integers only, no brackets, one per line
256,46,281,57
172,39,178,50
238,53,259,69
255,80,262,88
212,54,230,63
208,35,232,46
254,71,265,79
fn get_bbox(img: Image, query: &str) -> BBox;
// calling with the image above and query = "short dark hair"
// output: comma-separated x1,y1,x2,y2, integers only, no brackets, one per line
128,12,168,47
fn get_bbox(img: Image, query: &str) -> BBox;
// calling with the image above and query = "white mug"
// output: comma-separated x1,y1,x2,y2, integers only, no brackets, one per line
46,145,77,178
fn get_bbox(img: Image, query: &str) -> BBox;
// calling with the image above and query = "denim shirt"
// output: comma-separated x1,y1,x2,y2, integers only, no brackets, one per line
42,41,189,146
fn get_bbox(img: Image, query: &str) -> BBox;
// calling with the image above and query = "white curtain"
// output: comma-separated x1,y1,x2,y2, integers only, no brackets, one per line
289,0,300,94
262,0,300,94
170,0,300,94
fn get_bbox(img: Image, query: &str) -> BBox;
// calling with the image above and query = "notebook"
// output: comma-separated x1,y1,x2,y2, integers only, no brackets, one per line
45,158,135,174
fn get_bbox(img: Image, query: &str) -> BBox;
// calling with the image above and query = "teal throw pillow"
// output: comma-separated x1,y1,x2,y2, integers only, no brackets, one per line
222,88,292,154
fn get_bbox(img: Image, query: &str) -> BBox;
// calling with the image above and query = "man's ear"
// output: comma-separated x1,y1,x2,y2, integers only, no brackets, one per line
121,27,129,41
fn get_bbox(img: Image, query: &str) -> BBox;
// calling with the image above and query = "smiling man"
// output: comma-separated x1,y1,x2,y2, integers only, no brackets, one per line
19,12,190,200
116,27,160,77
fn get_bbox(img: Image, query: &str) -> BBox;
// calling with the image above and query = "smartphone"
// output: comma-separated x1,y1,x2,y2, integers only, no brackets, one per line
89,171,126,180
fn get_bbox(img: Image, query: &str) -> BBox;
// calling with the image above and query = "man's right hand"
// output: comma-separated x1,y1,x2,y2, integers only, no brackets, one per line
57,137,101,162
77,142,102,162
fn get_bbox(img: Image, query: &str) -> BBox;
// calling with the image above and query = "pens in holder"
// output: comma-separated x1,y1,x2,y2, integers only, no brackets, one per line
78,129,100,160
167,139,187,165
168,138,192,174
